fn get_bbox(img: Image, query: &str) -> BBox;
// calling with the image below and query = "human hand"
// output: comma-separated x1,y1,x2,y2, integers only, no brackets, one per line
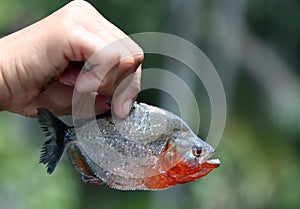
0,0,143,118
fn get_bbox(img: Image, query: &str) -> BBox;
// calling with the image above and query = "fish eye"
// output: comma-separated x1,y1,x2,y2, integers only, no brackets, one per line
192,145,202,158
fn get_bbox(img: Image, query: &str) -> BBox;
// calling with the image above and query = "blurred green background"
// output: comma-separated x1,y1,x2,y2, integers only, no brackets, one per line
0,0,299,209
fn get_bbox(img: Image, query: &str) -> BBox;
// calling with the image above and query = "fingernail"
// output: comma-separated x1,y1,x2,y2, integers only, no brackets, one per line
59,75,76,86
59,79,75,86
122,99,132,117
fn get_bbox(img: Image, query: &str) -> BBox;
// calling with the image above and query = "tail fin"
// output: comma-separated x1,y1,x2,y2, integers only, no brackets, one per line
37,108,71,174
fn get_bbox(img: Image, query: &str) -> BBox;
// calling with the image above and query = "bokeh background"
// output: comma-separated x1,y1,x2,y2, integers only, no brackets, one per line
0,0,299,209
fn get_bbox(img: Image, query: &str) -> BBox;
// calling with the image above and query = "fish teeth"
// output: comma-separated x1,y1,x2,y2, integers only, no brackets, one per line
207,158,221,165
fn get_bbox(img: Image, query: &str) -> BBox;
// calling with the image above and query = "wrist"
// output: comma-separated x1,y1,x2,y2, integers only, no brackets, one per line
0,38,11,111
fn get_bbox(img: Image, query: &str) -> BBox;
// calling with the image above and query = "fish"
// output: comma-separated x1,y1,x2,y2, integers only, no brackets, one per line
37,102,220,190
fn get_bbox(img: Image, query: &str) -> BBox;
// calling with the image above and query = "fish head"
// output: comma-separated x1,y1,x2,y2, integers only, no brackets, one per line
159,117,220,184
144,119,221,189
138,103,220,174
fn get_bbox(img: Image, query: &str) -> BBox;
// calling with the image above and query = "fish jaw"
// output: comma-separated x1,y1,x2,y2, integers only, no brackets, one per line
143,157,220,190
170,159,220,184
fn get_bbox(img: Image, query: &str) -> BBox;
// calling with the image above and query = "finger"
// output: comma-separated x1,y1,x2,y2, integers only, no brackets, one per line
74,41,140,96
63,27,108,62
95,94,111,115
66,28,123,94
75,13,141,67
112,65,142,118
98,20,144,69
72,91,111,117
59,61,83,86
74,50,120,93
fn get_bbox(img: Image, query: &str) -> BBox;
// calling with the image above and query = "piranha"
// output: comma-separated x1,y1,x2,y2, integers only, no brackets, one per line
37,102,220,190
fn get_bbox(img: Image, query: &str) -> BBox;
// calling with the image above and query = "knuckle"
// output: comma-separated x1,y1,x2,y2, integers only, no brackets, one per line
130,43,144,62
67,26,85,41
119,53,143,73
130,79,141,94
59,1,94,29
67,0,93,11
134,52,144,65
130,46,144,67
120,57,135,70
62,3,83,20
136,45,144,57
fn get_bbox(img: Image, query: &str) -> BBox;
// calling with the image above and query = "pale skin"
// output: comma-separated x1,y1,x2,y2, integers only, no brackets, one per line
0,0,143,118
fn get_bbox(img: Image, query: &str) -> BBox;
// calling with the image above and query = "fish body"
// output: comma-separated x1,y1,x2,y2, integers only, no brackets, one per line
38,102,220,190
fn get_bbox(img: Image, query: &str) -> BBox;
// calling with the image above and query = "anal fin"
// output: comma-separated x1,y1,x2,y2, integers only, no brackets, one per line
67,144,103,186
81,174,103,186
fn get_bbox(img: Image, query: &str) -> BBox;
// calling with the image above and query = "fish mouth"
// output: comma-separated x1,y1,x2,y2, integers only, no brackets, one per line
206,158,221,167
